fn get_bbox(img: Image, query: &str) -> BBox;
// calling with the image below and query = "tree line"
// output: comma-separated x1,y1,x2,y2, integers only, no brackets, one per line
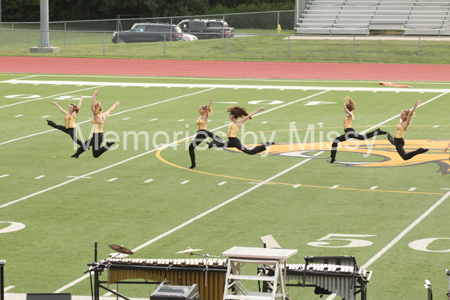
2,0,294,22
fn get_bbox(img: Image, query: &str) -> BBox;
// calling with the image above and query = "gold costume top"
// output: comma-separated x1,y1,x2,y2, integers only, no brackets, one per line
92,115,105,133
65,114,75,129
394,123,406,139
228,122,240,138
196,117,207,131
344,116,353,130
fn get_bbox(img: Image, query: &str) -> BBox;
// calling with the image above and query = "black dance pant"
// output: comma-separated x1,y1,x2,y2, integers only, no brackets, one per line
330,128,380,160
73,133,111,158
189,130,224,165
211,137,266,155
47,120,83,146
389,136,424,161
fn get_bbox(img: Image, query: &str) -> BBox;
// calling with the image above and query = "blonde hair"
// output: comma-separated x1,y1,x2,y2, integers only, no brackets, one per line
344,96,355,111
93,102,103,115
201,105,213,116
402,109,415,123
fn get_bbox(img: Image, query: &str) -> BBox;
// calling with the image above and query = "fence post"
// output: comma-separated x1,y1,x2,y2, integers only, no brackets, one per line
11,23,13,48
164,34,166,58
226,33,228,59
277,11,280,28
418,36,421,63
288,35,291,60
103,31,105,57
353,35,356,62
64,21,66,46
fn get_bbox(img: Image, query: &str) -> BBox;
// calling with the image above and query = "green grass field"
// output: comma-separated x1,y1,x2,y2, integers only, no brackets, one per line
1,73,450,300
1,28,450,64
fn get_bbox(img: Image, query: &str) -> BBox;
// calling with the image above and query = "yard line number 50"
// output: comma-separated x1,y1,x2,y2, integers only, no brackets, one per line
309,233,450,252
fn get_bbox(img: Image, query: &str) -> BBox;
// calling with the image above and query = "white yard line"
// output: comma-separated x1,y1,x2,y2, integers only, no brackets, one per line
0,86,104,109
0,88,216,146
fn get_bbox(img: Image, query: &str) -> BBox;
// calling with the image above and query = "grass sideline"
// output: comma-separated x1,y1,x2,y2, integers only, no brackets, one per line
0,28,449,64
1,74,450,299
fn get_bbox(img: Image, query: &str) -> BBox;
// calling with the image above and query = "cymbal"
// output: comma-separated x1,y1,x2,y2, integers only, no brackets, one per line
176,247,203,254
109,244,134,255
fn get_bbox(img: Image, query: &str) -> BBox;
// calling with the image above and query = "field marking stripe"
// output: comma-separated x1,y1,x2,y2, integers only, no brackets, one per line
0,88,216,146
4,79,450,93
51,91,327,292
156,150,444,195
0,86,104,109
362,189,450,269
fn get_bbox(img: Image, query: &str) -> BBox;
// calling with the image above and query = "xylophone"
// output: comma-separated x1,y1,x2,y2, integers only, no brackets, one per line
258,256,372,300
107,258,228,300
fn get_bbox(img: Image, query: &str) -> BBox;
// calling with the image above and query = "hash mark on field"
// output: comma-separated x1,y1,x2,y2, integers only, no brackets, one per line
409,187,417,192
181,180,190,184
14,115,23,117
0,174,10,178
370,186,378,190
330,185,339,189
41,115,49,118
150,118,158,121
145,179,154,183
434,125,439,128
396,91,400,93
122,118,130,120
218,181,227,186
107,178,118,182
35,175,45,179
293,184,301,188
373,91,377,93
262,121,268,124
177,119,185,122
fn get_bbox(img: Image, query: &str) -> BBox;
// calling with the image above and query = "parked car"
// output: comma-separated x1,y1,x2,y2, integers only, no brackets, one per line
112,23,183,43
182,33,198,41
177,19,234,39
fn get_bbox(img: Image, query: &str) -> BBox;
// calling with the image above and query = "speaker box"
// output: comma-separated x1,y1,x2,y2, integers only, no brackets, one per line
26,293,72,300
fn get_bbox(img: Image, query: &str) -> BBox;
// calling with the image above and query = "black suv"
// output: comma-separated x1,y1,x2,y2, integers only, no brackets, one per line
112,23,183,43
177,19,234,39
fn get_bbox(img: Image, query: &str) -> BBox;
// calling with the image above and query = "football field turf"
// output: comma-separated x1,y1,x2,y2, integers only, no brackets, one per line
1,73,450,299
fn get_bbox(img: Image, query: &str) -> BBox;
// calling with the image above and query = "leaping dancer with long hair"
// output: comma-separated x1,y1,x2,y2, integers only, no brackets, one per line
188,95,224,169
46,96,84,147
207,106,273,155
71,90,119,158
387,100,428,160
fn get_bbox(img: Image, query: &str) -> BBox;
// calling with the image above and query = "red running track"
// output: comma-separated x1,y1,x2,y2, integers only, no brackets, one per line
1,56,450,81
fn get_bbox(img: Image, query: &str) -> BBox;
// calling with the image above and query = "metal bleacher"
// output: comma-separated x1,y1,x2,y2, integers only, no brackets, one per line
295,0,450,35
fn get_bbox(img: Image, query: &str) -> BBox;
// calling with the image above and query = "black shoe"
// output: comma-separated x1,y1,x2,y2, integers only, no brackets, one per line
330,157,336,164
71,153,79,159
105,142,115,149
206,142,213,149
418,148,429,154
376,128,387,135
189,164,196,169
265,141,275,147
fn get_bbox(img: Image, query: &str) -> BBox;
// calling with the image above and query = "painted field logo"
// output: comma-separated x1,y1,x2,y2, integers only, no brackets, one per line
231,139,450,175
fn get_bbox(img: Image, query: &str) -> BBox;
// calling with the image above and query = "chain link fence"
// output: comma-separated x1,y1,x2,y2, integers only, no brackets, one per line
0,10,449,64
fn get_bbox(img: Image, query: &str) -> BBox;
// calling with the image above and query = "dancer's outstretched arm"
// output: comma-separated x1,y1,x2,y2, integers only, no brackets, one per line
237,107,265,126
51,102,69,115
90,90,99,114
343,103,354,120
404,100,420,130
104,101,120,118
205,95,212,119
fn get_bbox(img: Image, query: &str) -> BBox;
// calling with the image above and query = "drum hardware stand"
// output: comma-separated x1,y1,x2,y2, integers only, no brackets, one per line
85,242,134,300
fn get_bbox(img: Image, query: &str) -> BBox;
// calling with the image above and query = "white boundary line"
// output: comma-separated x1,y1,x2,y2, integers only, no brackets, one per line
0,88,216,146
3,79,450,93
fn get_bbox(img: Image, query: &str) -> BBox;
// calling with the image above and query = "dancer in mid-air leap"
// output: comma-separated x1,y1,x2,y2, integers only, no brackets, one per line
330,96,386,164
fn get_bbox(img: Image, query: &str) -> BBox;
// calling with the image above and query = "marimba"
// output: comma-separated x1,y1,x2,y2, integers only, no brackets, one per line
106,258,228,300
